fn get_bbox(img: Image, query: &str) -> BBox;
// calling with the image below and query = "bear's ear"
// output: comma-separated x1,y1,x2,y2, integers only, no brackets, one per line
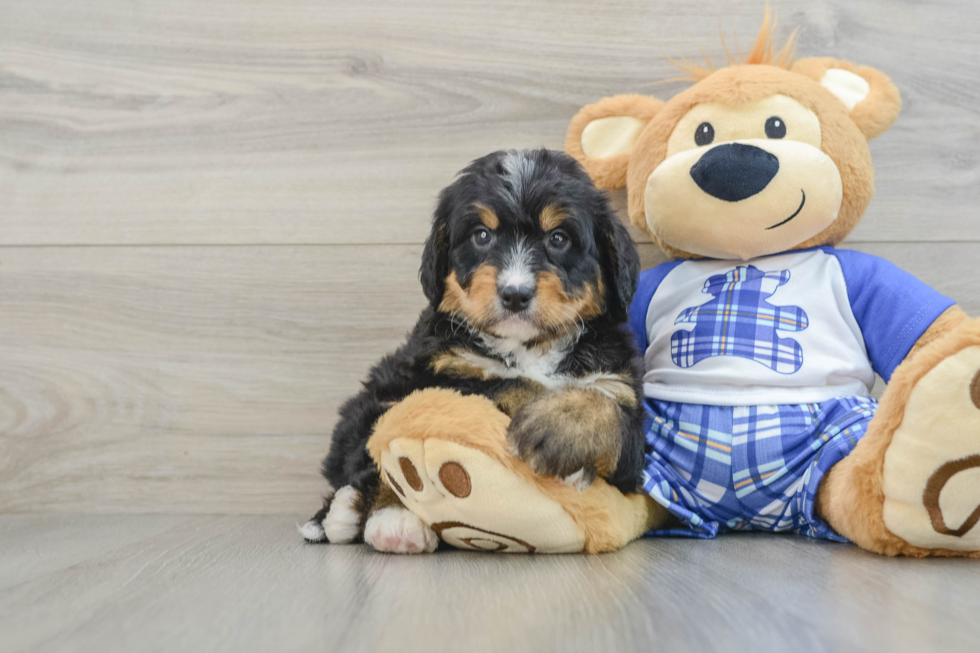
792,57,902,140
564,94,664,189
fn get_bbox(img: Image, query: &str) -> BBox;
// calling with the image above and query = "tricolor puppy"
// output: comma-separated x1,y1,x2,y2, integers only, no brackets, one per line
300,149,646,553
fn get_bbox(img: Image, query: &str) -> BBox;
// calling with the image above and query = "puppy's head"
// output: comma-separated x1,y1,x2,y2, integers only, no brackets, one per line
421,149,639,343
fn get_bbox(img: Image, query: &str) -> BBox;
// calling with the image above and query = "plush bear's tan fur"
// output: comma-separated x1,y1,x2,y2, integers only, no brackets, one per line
565,9,980,557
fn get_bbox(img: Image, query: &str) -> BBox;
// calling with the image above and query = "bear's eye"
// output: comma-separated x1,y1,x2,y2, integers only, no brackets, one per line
472,227,493,248
765,116,786,139
694,122,715,146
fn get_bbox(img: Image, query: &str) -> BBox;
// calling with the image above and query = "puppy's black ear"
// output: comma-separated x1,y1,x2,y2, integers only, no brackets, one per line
597,209,640,322
419,193,453,306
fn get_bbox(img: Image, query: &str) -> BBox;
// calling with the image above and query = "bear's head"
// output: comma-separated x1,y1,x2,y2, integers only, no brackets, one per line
565,12,902,261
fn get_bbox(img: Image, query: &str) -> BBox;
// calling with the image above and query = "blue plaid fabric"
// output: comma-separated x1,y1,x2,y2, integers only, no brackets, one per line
641,396,877,541
671,265,809,374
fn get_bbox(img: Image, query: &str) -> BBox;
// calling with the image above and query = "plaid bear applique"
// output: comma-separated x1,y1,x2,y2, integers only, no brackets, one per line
670,265,809,374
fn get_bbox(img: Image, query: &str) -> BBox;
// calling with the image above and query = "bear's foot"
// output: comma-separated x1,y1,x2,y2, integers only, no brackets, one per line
881,345,980,553
819,319,980,557
378,435,587,553
367,388,667,554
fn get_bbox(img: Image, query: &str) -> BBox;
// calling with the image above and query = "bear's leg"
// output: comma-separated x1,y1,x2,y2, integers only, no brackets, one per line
817,315,980,556
368,388,665,553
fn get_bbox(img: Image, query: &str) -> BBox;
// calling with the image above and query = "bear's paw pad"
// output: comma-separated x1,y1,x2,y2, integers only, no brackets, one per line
377,437,586,553
883,346,980,551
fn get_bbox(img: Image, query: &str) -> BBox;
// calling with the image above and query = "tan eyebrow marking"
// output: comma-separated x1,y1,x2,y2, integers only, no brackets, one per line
475,203,499,229
539,204,568,231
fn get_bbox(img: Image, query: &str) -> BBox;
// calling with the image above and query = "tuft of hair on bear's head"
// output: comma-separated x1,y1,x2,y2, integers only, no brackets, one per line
667,5,799,83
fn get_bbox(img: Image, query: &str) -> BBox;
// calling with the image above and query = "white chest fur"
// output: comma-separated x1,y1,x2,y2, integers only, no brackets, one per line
458,333,630,403
468,334,572,389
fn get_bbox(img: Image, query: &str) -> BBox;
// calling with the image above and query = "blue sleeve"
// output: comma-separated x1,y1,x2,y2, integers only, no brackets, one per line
628,260,683,354
826,248,955,382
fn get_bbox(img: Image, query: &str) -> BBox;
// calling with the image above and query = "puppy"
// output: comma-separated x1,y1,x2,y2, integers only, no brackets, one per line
300,149,645,553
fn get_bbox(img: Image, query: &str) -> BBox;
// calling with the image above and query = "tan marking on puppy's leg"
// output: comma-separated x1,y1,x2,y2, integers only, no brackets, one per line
429,348,493,379
474,203,499,229
374,477,405,510
508,388,623,481
439,266,499,327
582,373,638,408
539,204,568,231
494,381,548,416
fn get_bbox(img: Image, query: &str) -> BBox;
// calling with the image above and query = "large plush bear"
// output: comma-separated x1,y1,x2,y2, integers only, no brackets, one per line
562,14,980,556
366,13,980,556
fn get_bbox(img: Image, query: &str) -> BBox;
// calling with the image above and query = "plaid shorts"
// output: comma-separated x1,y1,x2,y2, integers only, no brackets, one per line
641,396,877,542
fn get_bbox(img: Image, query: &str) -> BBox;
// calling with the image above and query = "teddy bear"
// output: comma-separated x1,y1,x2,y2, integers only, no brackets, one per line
365,12,979,556
561,12,980,556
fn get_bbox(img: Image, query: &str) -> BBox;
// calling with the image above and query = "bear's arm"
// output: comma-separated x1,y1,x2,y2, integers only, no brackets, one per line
906,305,970,360
827,248,958,381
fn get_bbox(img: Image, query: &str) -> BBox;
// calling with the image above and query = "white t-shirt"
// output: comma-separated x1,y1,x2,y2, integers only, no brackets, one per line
634,249,900,406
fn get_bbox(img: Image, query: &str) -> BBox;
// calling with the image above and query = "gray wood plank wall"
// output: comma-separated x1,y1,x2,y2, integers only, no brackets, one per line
1,0,978,513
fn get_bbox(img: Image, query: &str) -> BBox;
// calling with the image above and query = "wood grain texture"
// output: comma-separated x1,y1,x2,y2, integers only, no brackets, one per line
1,0,979,246
1,243,977,513
0,245,426,513
2,515,980,653
1,0,978,514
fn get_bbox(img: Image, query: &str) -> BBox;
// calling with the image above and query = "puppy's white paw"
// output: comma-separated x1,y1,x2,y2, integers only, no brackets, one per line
364,507,438,554
323,486,361,544
298,519,326,543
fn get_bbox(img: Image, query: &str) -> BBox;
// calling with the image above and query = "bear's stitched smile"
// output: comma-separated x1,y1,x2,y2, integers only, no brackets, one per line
765,189,806,230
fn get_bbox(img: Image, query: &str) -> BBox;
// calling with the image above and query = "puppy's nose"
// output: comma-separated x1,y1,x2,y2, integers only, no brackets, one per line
499,285,534,312
690,143,779,202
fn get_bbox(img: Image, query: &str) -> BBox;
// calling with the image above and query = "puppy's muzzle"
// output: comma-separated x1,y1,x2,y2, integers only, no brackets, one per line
499,285,534,313
690,143,779,202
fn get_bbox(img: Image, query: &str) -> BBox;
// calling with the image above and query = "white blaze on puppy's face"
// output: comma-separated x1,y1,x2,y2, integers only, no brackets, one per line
492,236,540,341
496,237,535,290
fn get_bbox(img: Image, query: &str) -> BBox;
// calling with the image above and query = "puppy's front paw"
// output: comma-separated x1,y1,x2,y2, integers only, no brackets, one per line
506,389,622,487
364,507,438,554
508,408,596,485
322,485,361,544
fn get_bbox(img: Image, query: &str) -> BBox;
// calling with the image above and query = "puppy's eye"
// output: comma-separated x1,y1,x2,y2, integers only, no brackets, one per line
694,122,714,146
547,230,571,252
472,228,493,248
765,116,786,139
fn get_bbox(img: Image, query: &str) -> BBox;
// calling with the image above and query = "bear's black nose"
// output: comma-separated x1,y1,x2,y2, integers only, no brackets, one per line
689,143,779,202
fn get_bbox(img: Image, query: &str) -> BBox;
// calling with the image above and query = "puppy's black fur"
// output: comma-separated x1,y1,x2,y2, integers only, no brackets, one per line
307,149,645,543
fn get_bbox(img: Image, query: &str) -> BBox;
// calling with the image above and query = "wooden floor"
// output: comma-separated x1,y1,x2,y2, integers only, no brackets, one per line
2,515,979,653
2,0,980,650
